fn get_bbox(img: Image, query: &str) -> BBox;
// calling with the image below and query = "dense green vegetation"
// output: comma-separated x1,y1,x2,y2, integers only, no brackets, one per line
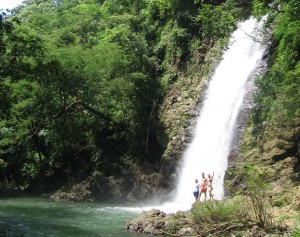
252,0,300,126
0,0,299,201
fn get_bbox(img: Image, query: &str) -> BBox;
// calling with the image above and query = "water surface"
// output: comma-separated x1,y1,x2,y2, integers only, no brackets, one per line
0,197,149,237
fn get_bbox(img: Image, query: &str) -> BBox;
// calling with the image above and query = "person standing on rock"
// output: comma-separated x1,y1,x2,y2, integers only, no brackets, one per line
199,173,207,201
207,172,214,200
193,179,200,201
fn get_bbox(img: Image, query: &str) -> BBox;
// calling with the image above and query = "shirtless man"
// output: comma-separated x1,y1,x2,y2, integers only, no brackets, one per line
207,172,214,200
199,173,207,201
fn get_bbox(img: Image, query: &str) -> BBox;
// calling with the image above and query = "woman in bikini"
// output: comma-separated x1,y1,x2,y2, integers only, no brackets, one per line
207,172,214,200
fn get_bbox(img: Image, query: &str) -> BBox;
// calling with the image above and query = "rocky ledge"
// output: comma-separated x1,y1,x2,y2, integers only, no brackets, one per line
125,203,291,237
125,209,195,236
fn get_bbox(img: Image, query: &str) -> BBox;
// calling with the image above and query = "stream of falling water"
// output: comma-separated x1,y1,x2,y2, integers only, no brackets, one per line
154,16,269,213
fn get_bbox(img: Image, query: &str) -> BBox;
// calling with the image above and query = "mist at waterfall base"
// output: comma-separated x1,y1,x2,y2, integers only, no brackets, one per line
141,16,269,213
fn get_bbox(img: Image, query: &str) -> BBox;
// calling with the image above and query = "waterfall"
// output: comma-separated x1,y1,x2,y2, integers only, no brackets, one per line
156,16,269,213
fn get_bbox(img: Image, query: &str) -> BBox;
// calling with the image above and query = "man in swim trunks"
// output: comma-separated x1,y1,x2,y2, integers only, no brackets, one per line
207,172,214,200
193,179,200,201
199,173,207,201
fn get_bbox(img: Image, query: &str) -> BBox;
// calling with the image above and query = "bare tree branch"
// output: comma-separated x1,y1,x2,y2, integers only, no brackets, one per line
58,99,111,122
238,26,272,46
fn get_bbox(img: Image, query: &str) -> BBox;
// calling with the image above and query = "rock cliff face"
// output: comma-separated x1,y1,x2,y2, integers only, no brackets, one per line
226,118,300,225
156,40,223,196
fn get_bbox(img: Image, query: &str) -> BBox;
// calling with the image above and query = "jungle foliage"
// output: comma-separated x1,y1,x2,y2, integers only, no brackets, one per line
0,0,298,194
252,0,300,124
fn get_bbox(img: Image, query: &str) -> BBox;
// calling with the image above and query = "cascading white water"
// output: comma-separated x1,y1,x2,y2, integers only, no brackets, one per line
154,16,269,213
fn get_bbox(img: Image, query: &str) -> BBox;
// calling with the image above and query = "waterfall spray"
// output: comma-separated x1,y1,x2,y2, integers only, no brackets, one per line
156,16,269,213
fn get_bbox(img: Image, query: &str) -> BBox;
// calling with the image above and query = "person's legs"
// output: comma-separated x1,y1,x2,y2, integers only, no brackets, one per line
194,192,199,201
199,190,206,201
209,189,213,200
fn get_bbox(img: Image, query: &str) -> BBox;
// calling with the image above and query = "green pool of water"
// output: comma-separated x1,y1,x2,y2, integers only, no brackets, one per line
0,197,149,237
